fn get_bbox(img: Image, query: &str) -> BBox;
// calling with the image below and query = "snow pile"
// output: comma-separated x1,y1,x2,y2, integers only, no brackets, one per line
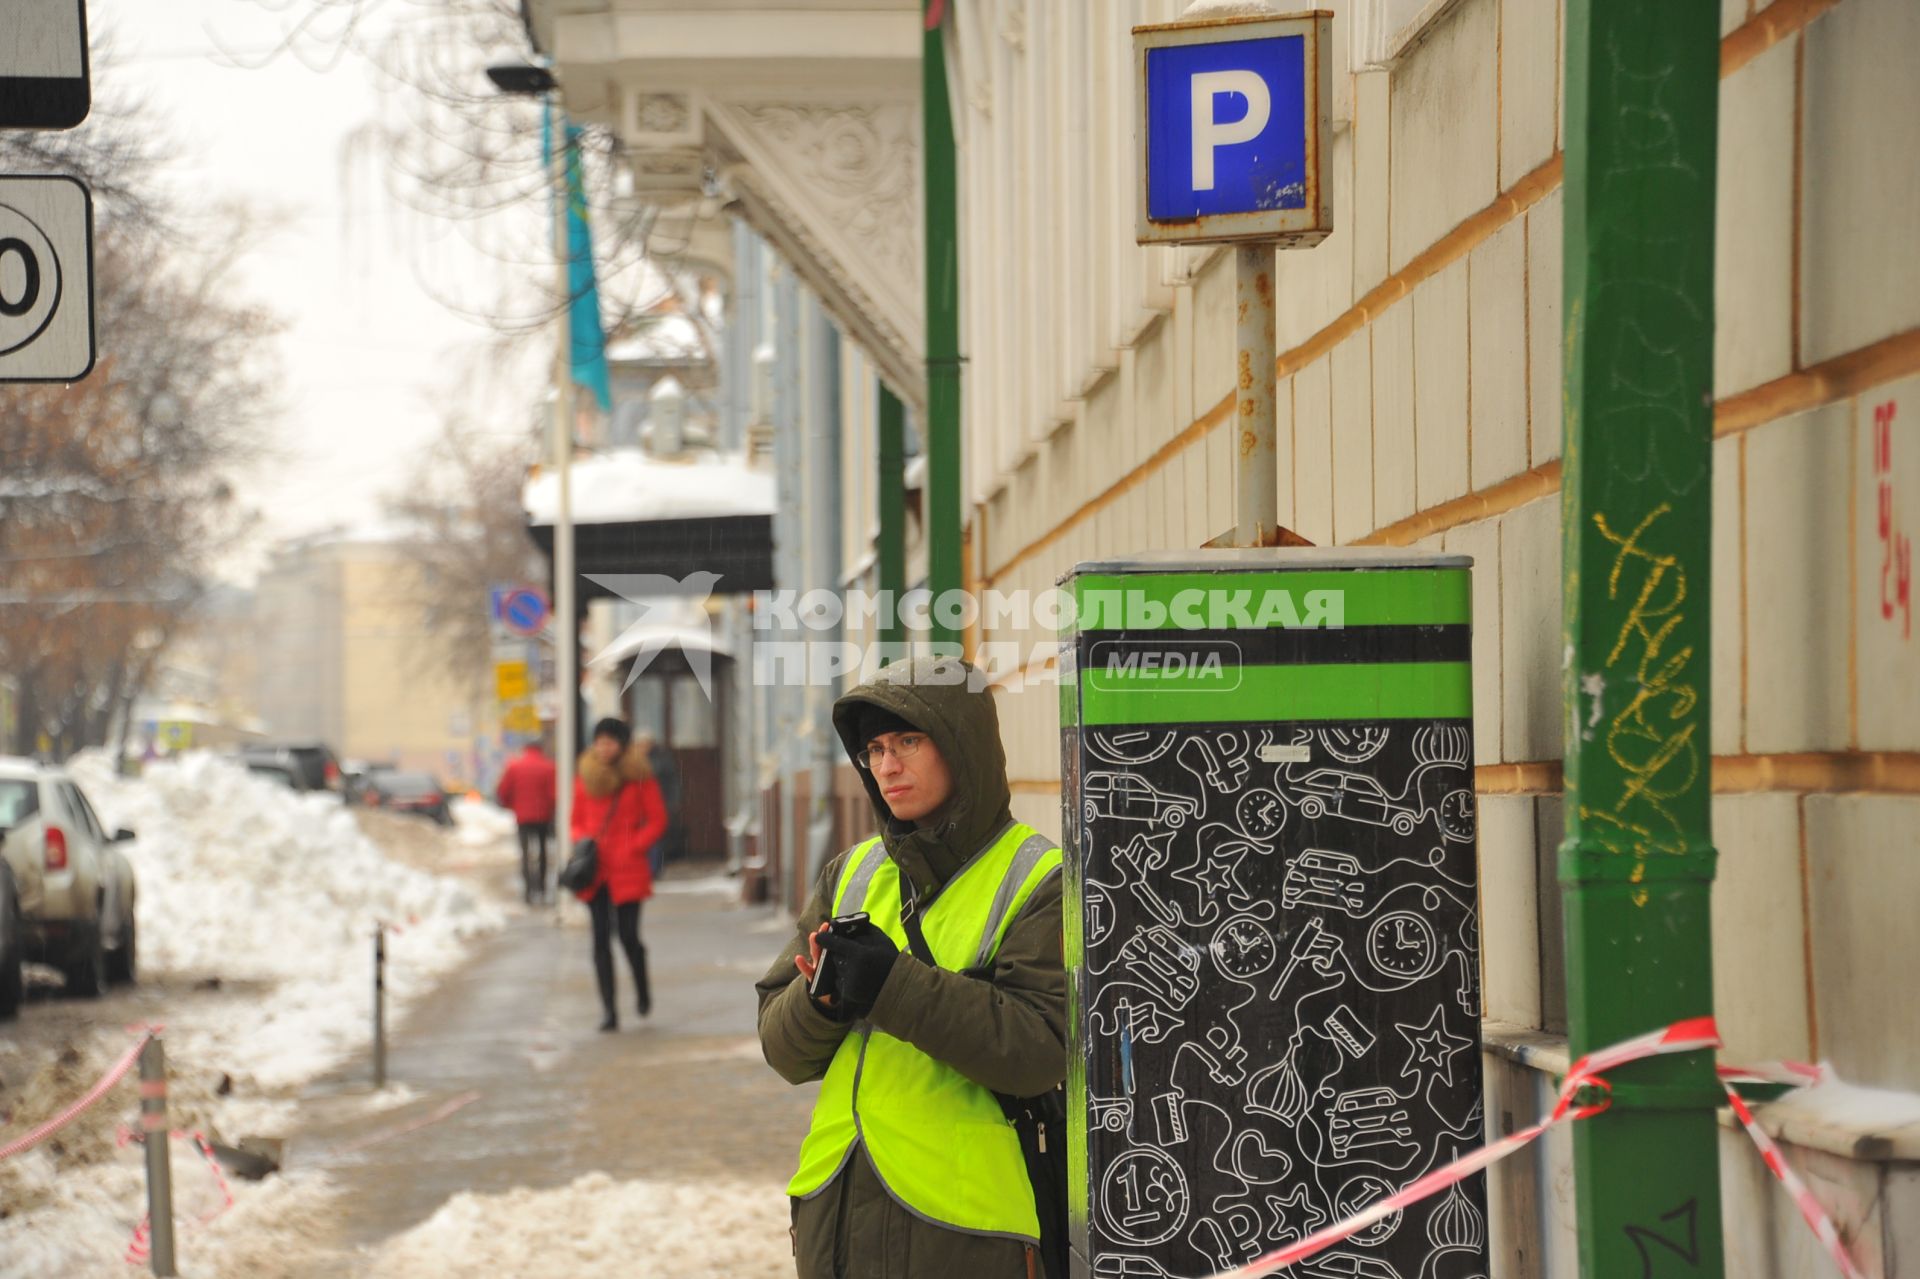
450,794,517,850
522,448,775,525
367,1172,793,1278
0,755,504,1278
69,752,502,1088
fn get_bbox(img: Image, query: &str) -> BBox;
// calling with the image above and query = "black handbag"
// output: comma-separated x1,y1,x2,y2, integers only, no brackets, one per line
558,783,623,894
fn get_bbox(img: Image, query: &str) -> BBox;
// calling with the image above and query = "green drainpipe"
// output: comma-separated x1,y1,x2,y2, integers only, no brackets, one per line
923,0,962,651
878,384,908,657
1560,1,1724,1275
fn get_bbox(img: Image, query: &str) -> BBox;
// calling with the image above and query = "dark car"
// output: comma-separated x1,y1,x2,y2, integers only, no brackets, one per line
236,742,340,793
362,772,452,826
339,759,397,805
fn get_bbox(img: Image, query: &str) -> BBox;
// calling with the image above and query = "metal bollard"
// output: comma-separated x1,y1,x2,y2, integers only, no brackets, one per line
373,923,387,1088
138,1037,177,1277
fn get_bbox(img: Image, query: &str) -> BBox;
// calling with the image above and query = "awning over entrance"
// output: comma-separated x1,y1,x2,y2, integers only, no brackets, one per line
523,448,776,598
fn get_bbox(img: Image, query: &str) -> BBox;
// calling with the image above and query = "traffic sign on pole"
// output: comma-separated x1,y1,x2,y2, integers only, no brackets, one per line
0,175,94,383
1134,10,1333,247
501,586,550,637
0,0,91,130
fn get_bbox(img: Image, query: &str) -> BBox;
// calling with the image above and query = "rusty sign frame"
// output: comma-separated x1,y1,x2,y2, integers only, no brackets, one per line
1133,10,1334,247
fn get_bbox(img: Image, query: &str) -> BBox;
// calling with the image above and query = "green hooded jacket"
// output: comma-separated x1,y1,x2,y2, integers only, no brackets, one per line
754,655,1066,1279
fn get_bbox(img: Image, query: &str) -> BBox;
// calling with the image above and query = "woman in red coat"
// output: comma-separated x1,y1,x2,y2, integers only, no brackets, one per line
572,717,669,1031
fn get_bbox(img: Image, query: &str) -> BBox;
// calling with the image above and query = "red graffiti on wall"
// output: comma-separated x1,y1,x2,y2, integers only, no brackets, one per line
1874,400,1911,640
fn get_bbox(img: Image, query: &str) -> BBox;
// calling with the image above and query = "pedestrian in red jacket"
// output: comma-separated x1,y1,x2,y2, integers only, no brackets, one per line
573,717,669,1031
495,741,558,904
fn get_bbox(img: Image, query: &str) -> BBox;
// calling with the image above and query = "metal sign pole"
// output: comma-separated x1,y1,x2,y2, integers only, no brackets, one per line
137,1037,177,1277
550,98,578,856
1233,243,1278,547
372,923,387,1089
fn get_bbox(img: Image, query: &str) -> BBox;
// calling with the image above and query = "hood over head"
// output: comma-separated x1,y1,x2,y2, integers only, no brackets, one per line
832,654,1013,900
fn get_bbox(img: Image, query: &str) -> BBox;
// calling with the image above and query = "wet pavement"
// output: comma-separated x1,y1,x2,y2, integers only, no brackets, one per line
287,872,815,1255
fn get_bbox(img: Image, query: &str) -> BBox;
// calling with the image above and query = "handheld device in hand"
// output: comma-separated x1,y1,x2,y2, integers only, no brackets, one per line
808,911,873,999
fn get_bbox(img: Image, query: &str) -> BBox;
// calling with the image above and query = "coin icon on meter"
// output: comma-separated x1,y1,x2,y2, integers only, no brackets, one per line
0,204,62,358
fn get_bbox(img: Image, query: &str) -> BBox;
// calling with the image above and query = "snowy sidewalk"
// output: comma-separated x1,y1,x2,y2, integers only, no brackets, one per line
286,873,814,1276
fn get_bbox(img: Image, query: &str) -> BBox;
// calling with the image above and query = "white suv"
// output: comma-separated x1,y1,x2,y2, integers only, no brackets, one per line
0,758,138,1012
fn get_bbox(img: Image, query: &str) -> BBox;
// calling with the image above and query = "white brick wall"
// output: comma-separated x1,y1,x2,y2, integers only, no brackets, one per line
1711,435,1746,753
1805,793,1920,1092
1711,793,1813,1065
1387,0,1499,273
1855,374,1920,750
1331,330,1374,541
1716,38,1796,397
1414,258,1472,508
1371,301,1418,529
1499,0,1560,185
1469,218,1530,491
1744,405,1852,752
1294,355,1335,545
1800,0,1920,364
1477,794,1541,1025
1526,189,1564,467
1500,496,1564,761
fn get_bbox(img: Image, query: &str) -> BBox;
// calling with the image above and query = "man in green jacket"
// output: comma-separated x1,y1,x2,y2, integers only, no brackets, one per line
755,654,1066,1279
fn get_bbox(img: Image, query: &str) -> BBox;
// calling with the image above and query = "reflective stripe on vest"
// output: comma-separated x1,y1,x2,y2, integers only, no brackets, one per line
785,822,1063,1241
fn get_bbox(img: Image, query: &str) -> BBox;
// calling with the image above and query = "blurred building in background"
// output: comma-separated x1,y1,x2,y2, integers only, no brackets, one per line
252,532,501,788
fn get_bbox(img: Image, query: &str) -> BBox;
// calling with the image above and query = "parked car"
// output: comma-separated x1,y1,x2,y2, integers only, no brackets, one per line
243,760,299,788
0,757,138,1006
235,741,340,792
361,771,453,826
339,758,397,805
0,829,21,1018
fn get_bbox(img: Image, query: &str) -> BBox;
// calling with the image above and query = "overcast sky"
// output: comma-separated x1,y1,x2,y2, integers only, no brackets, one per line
90,0,548,583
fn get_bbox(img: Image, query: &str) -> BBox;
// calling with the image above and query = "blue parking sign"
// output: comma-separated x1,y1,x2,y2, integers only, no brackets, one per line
1146,36,1306,220
1135,14,1334,246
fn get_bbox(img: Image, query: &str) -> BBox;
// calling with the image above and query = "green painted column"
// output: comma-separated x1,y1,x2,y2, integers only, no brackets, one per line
878,383,908,656
923,0,962,650
1561,1,1723,1275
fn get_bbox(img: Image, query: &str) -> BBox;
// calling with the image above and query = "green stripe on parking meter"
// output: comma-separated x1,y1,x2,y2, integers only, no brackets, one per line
1079,661,1472,725
1070,569,1469,630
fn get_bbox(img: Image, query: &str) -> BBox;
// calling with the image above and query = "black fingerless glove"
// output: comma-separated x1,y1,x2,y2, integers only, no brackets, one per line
816,926,900,1018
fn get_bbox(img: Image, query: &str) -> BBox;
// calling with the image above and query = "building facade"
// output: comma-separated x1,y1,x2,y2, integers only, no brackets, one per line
253,534,503,787
528,0,1920,1271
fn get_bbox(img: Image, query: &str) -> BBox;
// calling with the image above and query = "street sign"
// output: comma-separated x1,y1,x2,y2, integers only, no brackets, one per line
0,175,94,382
1135,11,1333,246
0,0,91,130
494,660,531,702
501,586,551,637
501,703,541,735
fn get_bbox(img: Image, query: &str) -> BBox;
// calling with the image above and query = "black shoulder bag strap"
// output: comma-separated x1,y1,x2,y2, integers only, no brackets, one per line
900,883,1069,1279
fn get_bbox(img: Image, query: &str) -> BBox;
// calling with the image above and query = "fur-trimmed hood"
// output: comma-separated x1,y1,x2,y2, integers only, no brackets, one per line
576,741,654,797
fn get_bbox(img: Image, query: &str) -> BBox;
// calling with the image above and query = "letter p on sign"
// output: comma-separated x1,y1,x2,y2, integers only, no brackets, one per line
1136,13,1334,247
1190,71,1270,191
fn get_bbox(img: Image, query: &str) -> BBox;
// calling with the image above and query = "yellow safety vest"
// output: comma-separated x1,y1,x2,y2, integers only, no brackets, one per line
786,821,1063,1241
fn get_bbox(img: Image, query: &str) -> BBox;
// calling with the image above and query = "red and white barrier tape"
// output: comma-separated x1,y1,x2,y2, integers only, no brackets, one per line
1203,1017,1864,1279
0,1032,153,1163
123,1129,238,1263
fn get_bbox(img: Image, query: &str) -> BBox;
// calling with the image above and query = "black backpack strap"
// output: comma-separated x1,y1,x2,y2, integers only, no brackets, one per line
898,886,939,968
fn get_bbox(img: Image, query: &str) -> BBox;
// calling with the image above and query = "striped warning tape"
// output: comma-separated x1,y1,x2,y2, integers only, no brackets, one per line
0,1032,153,1163
1201,1017,1865,1279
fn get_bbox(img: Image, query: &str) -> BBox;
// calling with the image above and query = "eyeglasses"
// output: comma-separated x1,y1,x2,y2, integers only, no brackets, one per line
856,733,927,770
